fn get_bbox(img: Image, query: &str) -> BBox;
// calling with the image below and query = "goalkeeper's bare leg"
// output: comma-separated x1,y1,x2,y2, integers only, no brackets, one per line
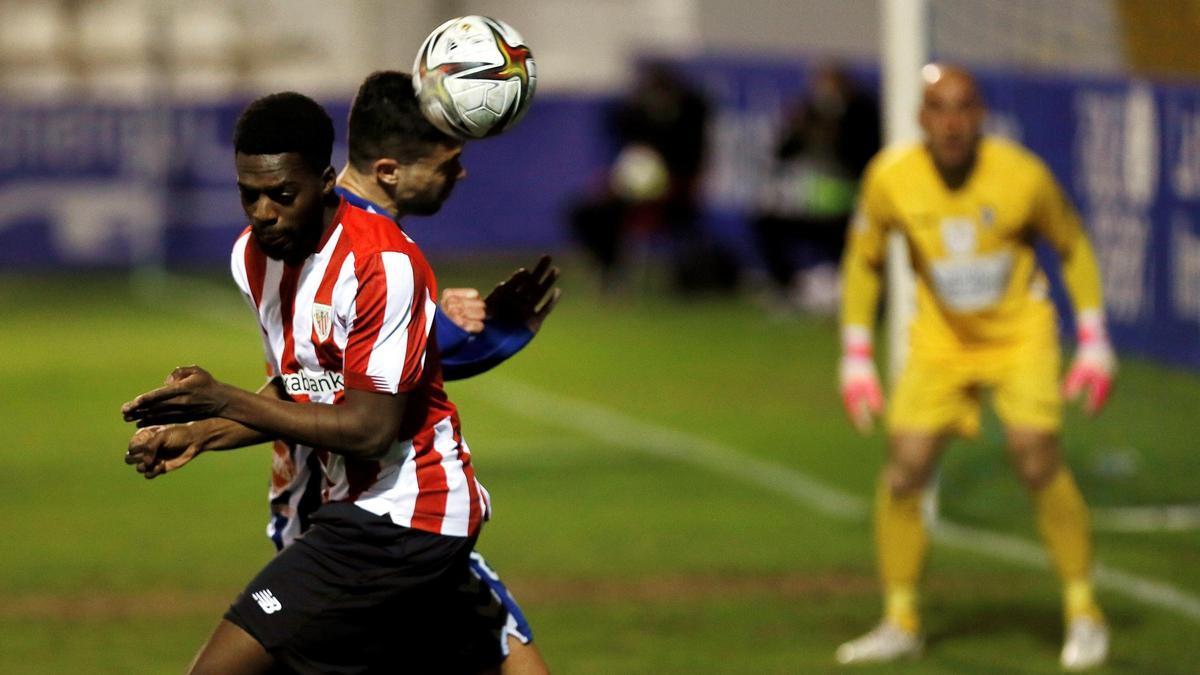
1006,427,1108,671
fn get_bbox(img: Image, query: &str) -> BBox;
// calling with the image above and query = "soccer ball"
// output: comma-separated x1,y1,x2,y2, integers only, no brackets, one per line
413,16,537,140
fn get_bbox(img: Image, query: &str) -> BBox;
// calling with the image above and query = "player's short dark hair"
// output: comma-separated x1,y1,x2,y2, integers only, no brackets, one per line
234,91,334,174
347,70,456,171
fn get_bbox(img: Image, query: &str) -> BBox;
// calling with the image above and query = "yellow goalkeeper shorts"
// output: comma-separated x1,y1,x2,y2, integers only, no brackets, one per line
886,323,1063,437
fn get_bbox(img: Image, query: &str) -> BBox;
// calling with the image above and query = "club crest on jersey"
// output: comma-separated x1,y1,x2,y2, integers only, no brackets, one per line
312,303,333,342
980,205,996,228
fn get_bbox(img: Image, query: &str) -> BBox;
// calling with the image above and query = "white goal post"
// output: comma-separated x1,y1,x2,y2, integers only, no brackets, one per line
880,0,933,519
880,0,926,383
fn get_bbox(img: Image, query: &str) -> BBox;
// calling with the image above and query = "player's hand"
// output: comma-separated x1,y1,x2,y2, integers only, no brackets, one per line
485,255,562,333
1064,311,1116,416
440,288,487,334
839,326,884,435
121,365,230,426
124,423,203,479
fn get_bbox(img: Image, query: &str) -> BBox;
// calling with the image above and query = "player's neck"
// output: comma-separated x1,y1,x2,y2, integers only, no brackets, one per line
336,166,400,219
932,148,978,191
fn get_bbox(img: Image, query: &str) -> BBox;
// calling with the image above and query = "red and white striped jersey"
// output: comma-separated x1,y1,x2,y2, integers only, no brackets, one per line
230,199,489,540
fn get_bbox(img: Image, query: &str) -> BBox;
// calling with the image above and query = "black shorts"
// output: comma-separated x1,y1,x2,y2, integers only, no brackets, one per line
226,502,488,674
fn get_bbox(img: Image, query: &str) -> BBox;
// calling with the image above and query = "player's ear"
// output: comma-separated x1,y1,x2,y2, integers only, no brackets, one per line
372,158,401,187
320,166,338,204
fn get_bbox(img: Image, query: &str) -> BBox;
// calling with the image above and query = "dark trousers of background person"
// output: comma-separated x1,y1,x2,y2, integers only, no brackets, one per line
752,213,849,292
570,195,738,294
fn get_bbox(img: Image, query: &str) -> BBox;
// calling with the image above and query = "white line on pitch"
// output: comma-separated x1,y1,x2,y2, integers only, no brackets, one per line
482,377,1200,624
158,276,1200,623
1092,505,1200,532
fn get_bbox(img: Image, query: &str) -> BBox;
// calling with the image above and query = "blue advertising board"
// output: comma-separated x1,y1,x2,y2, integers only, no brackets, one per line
0,58,1196,367
0,95,610,268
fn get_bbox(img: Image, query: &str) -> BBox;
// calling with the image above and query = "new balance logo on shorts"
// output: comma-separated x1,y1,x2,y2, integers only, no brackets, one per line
252,589,282,614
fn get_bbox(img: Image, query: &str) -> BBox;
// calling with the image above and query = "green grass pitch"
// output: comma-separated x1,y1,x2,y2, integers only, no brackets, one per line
1,259,1198,674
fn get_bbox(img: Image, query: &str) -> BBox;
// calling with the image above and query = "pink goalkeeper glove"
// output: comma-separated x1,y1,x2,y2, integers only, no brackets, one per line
1064,310,1116,416
840,326,884,434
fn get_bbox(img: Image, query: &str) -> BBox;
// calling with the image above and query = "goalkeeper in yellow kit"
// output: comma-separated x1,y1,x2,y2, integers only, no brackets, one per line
835,65,1115,670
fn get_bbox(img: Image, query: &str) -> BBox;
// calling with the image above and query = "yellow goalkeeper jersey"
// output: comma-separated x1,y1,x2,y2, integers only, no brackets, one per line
841,136,1103,349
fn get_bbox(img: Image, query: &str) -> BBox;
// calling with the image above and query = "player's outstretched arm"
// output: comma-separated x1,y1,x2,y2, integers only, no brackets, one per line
1058,236,1115,415
124,421,241,479
122,366,405,460
485,254,561,333
836,158,889,434
126,424,202,479
436,254,559,357
437,253,563,338
124,379,286,479
1032,168,1116,415
439,255,562,381
838,208,887,434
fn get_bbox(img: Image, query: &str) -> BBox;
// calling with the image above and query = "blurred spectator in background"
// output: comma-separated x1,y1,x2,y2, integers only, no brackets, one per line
569,64,737,294
753,64,880,314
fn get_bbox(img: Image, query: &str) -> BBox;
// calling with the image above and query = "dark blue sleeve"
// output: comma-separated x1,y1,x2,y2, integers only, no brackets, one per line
439,318,536,381
434,309,472,357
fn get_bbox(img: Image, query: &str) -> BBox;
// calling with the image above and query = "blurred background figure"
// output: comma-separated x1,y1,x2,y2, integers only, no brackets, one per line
569,63,737,295
752,64,879,315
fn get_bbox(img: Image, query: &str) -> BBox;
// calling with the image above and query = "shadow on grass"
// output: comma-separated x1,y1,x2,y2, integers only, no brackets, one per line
928,598,1141,650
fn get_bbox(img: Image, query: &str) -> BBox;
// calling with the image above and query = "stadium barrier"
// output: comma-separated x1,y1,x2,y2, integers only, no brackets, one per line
0,96,612,266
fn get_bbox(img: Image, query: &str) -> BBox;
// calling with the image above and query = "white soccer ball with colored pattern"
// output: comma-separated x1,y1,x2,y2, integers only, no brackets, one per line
413,16,537,140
